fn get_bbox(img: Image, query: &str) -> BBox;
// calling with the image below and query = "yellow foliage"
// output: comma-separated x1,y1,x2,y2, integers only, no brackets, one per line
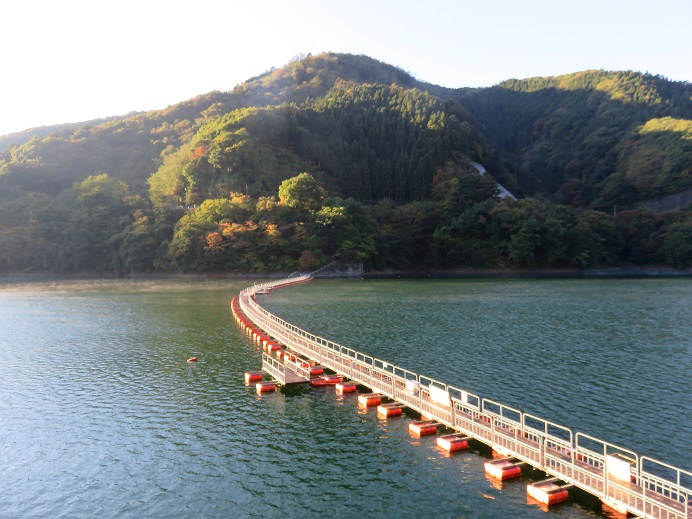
265,223,281,238
218,220,260,241
229,192,254,209
219,222,233,237
256,196,278,212
638,117,692,139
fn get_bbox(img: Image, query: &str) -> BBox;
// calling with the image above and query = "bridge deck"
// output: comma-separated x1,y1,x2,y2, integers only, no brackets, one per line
235,279,691,519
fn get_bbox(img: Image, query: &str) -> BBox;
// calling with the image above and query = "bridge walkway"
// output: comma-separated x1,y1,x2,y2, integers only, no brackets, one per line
237,278,690,519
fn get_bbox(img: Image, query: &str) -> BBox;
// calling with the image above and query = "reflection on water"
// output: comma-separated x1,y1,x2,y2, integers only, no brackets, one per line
0,277,689,518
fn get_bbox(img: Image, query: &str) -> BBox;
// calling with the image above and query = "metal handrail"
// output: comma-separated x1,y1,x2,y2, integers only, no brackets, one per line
238,277,690,519
262,353,286,384
641,456,692,513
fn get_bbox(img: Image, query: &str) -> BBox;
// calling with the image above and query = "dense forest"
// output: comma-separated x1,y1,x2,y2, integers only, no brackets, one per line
457,71,692,206
0,53,690,274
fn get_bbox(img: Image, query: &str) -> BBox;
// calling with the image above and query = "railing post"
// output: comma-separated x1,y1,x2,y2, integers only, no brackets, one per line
418,380,422,414
513,423,517,453
540,436,545,469
603,443,608,499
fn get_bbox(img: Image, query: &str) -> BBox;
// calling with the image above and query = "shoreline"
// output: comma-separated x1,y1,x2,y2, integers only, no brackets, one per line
360,265,692,279
1,265,690,285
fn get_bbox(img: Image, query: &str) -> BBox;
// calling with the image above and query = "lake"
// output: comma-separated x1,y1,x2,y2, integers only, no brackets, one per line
0,277,689,518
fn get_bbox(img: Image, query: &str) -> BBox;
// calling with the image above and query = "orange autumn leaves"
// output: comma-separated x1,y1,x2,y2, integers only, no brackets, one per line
204,221,281,251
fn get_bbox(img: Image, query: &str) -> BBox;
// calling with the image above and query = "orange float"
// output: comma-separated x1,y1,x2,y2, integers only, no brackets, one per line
244,371,263,384
310,377,329,387
186,357,198,362
485,458,522,480
256,381,276,393
408,420,438,436
377,403,403,417
335,381,357,394
436,434,469,452
322,374,343,384
527,480,570,506
358,394,382,407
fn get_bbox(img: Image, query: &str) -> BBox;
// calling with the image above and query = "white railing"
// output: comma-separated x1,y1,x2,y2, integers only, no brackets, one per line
262,353,287,384
238,277,691,519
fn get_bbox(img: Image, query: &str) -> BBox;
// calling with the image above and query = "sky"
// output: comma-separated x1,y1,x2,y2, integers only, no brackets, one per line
1,0,690,136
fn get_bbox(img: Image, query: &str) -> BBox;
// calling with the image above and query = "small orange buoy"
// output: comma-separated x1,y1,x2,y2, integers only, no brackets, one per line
377,403,403,417
309,366,324,376
187,357,198,362
322,374,343,384
310,377,329,387
409,420,438,437
335,381,357,394
437,434,469,452
527,480,570,506
256,381,276,393
244,371,263,384
485,458,522,480
358,394,382,407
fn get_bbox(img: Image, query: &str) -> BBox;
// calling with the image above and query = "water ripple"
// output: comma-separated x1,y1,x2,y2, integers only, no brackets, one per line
1,278,689,518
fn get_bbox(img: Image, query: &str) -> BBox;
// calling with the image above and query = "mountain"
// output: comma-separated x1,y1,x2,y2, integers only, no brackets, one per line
0,54,498,200
0,53,690,274
455,70,692,208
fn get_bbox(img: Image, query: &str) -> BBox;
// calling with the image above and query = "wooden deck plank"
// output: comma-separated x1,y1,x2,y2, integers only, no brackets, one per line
283,367,309,384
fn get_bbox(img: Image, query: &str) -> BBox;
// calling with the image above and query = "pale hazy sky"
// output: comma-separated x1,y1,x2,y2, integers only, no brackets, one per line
1,0,690,136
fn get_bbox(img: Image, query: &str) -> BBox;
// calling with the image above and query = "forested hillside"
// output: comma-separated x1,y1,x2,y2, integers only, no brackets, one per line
457,71,692,208
148,82,490,206
0,53,690,274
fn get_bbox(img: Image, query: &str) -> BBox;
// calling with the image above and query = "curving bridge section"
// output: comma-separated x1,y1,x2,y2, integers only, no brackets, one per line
237,276,690,519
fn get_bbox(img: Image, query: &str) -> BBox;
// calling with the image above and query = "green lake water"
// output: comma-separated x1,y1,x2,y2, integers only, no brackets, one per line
0,277,689,518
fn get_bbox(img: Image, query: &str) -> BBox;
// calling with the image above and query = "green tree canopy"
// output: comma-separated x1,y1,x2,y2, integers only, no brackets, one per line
278,173,323,210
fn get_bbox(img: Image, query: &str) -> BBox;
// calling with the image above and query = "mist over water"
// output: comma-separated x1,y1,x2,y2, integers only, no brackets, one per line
1,278,689,518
